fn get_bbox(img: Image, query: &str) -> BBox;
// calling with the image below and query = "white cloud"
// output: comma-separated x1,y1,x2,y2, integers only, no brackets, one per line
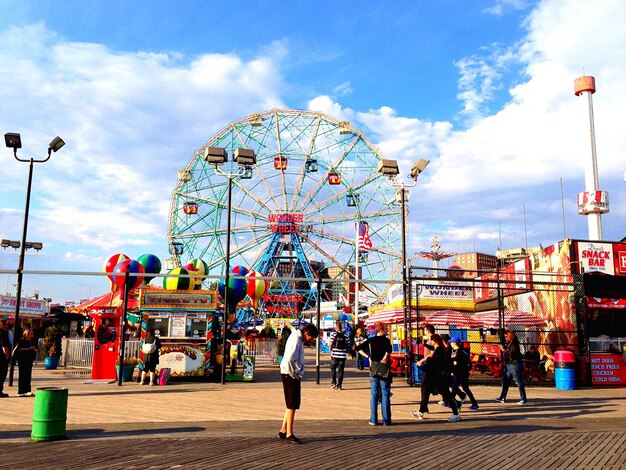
0,23,288,266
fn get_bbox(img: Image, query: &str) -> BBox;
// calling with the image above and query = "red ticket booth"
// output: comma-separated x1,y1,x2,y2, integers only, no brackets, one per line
90,306,122,380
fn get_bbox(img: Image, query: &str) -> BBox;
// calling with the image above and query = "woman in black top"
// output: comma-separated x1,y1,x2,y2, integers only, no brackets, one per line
411,334,461,422
140,327,162,386
16,329,38,397
495,329,527,404
357,322,393,426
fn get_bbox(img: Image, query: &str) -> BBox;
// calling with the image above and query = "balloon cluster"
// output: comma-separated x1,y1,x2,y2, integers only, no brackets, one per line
162,258,209,291
217,266,269,313
103,253,162,292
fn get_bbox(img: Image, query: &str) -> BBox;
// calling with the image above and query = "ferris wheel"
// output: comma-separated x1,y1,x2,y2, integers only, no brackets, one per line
167,109,402,312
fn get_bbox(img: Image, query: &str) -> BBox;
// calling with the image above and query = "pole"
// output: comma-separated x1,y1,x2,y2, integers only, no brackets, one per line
117,269,131,386
315,278,322,384
400,185,410,381
8,158,34,387
354,221,359,328
221,175,233,385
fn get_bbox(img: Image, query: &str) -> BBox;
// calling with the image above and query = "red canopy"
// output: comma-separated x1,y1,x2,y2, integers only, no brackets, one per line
67,289,140,315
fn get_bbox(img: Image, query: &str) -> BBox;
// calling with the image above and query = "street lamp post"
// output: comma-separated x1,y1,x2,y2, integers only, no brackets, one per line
377,158,429,382
4,133,64,386
201,147,256,385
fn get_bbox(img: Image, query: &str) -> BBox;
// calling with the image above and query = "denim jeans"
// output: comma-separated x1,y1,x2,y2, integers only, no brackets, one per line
330,357,346,387
370,376,391,425
500,361,527,401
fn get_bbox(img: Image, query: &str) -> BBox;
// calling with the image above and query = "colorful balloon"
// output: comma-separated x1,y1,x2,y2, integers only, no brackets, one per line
113,259,145,291
104,253,128,292
246,271,269,308
137,254,162,284
231,265,249,277
185,258,209,290
218,275,247,313
163,267,193,290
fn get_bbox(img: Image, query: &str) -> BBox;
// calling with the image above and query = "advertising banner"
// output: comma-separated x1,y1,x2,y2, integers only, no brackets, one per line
0,295,46,316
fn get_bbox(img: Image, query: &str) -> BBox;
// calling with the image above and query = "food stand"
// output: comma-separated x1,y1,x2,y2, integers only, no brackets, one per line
138,288,217,378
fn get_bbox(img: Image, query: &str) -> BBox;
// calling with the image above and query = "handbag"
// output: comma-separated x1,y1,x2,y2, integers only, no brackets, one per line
142,341,156,354
370,361,390,380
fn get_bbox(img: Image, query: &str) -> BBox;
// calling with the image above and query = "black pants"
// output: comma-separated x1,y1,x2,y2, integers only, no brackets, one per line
0,360,8,393
420,376,459,415
18,360,33,395
451,373,478,406
330,357,346,387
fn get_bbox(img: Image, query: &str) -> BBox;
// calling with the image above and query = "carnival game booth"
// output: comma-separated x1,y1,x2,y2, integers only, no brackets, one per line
137,288,217,379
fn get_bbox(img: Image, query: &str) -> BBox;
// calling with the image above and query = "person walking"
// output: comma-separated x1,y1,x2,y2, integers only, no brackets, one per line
495,329,528,404
16,329,38,397
411,333,461,422
329,323,349,390
353,327,367,370
449,337,479,411
0,320,11,398
278,323,319,445
140,327,162,386
357,322,393,426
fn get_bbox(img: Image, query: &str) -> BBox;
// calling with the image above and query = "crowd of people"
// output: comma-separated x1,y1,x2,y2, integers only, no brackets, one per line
277,321,532,443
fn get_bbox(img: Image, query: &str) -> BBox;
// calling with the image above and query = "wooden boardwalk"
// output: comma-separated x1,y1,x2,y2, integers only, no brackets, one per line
2,359,626,469
2,417,626,469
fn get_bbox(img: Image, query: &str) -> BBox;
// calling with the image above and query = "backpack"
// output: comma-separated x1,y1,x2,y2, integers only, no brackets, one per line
142,341,156,354
334,332,347,351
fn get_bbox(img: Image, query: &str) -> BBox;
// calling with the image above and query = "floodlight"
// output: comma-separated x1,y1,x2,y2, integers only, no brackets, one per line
4,133,22,149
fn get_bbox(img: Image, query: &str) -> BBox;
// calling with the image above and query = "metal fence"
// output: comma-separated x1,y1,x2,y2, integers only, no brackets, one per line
47,337,273,371
405,267,582,386
56,338,140,369
242,338,277,366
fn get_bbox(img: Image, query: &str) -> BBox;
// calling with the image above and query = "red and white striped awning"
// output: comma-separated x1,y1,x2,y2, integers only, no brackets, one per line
423,310,481,328
365,308,418,326
474,310,547,328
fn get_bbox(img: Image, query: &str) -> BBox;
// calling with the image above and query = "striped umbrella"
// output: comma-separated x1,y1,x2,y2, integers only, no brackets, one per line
423,310,481,328
365,308,417,326
475,310,547,328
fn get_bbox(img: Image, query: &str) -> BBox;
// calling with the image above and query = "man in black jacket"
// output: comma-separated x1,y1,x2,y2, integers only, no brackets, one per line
494,329,528,404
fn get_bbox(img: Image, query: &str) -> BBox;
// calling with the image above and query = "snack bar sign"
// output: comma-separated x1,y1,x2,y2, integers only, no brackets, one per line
577,242,614,275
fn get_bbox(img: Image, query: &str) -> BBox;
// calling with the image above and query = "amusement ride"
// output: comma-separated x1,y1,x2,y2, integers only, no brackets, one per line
167,109,404,323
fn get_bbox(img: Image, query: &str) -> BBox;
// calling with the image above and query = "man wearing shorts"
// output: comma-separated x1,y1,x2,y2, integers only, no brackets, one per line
278,323,319,444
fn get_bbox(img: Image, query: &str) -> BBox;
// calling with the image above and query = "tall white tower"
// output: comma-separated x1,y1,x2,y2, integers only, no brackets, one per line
574,75,609,240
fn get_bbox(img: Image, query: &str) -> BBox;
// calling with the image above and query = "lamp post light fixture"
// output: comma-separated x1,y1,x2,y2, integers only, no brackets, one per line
5,132,63,386
377,157,429,382
201,146,256,384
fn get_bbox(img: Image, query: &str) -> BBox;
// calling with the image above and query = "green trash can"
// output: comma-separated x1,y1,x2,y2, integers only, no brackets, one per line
31,387,69,441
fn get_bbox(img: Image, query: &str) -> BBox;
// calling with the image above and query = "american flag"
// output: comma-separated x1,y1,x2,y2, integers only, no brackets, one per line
357,221,373,251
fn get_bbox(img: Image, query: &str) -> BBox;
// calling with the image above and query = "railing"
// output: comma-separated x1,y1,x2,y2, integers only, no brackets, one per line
243,338,277,366
56,337,274,369
55,338,140,369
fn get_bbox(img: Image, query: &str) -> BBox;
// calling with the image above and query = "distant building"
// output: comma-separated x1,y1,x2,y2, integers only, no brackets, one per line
453,252,498,278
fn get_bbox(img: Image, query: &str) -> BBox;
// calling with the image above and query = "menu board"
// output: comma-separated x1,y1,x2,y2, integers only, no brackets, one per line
590,354,626,385
170,316,186,337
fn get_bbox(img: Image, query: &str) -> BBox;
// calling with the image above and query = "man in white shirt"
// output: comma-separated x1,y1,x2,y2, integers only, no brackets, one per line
278,324,319,444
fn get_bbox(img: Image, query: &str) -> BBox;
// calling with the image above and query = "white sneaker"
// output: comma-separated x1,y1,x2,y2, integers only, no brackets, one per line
437,400,445,405
448,414,462,423
410,410,425,420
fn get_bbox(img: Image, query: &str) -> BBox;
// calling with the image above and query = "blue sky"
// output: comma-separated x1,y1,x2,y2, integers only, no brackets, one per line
1,0,625,303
